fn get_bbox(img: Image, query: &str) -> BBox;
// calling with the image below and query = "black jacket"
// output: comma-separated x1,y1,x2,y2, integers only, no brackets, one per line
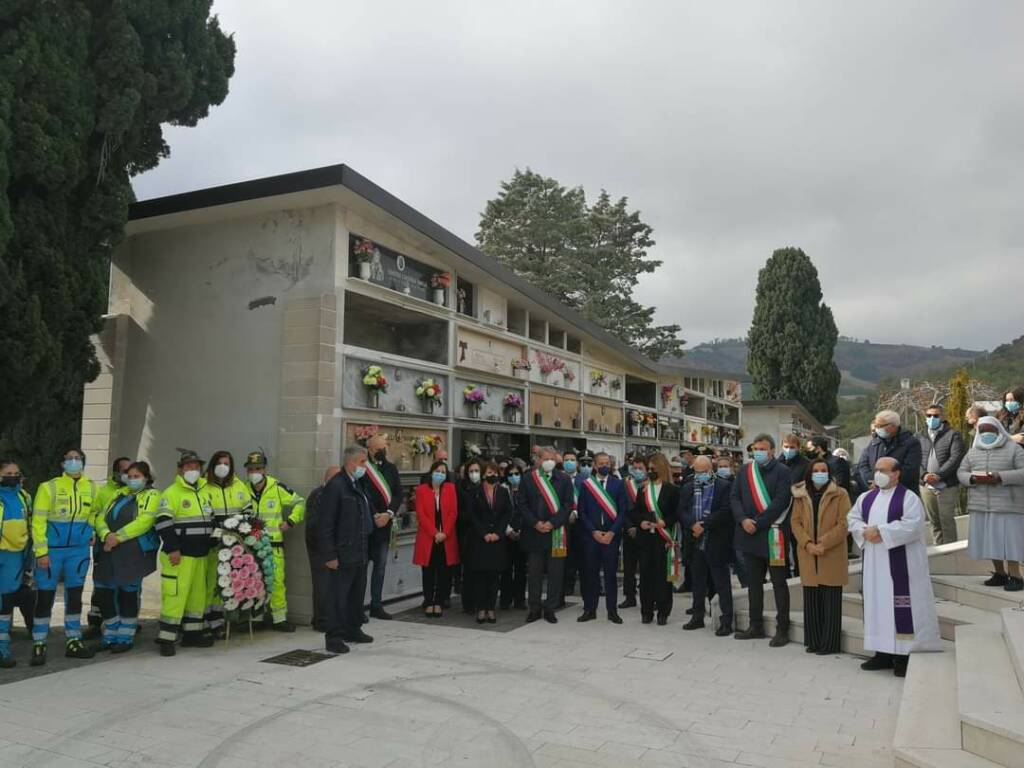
304,485,325,551
317,471,371,566
629,481,681,555
917,422,965,488
856,428,922,492
678,478,735,564
519,469,575,554
779,454,809,485
731,459,794,558
366,457,404,545
462,483,514,571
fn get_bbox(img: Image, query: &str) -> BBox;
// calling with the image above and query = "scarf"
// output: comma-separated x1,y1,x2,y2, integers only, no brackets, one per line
692,481,715,551
861,484,914,639
746,461,786,566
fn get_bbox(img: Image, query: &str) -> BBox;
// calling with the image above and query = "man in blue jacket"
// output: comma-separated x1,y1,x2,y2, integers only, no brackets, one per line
576,452,630,624
732,434,794,647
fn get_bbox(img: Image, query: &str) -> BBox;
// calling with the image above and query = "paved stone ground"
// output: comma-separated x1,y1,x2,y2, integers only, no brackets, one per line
0,593,902,768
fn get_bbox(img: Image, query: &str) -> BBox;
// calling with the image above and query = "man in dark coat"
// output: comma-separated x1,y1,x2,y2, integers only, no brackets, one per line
806,436,852,500
856,410,922,493
519,446,575,624
680,456,735,636
732,434,794,646
576,451,630,624
916,403,965,544
304,465,340,633
364,435,404,620
318,446,374,654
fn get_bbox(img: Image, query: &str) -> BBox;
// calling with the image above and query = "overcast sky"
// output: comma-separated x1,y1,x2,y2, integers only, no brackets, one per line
133,1,1024,352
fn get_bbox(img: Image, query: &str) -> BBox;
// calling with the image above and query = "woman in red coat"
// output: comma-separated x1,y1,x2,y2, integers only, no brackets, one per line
414,460,460,617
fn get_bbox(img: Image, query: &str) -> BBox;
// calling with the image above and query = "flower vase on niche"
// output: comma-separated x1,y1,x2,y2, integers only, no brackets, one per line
533,412,542,426
571,416,579,430
506,409,519,424
432,288,445,305
469,402,481,419
367,389,379,409
358,262,371,280
423,398,434,415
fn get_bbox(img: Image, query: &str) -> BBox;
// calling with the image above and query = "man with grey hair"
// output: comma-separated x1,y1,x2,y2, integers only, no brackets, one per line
319,445,373,654
856,410,922,493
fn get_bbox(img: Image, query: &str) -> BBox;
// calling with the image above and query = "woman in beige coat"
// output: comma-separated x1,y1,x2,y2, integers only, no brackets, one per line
791,460,851,654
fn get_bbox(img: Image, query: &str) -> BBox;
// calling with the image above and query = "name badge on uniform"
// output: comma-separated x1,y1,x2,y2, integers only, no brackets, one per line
267,500,276,509
183,500,191,509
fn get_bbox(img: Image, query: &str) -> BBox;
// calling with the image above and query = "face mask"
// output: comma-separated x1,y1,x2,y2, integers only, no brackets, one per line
0,476,21,488
875,427,891,440
782,447,798,460
629,468,646,481
373,449,386,462
563,460,577,474
716,467,732,479
873,471,892,490
679,458,689,468
432,471,447,485
980,432,999,446
579,465,592,478
484,475,499,485
541,459,556,473
183,469,202,485
353,466,367,480
695,472,712,484
507,474,521,487
752,450,769,465
126,477,146,492
248,472,265,485
1007,401,1021,413
596,465,611,477
647,470,659,481
214,463,231,479
119,472,130,485
468,470,481,483
812,472,829,488
925,416,941,430
63,458,84,475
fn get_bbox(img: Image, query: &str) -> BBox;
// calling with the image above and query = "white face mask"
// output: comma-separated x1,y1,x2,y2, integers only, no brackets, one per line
248,472,265,485
874,471,892,490
468,470,481,484
214,463,231,479
541,459,556,473
183,469,201,485
119,472,130,485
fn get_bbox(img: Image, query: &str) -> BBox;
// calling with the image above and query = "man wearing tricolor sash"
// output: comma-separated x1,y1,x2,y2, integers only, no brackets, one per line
617,455,647,610
731,434,794,646
520,447,575,624
576,452,630,624
848,457,940,678
364,435,404,621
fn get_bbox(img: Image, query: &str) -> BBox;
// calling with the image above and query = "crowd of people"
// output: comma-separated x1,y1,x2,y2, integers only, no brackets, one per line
0,390,1017,671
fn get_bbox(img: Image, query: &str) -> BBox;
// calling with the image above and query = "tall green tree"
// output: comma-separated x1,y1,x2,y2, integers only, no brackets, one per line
477,169,683,359
0,2,235,484
747,247,841,423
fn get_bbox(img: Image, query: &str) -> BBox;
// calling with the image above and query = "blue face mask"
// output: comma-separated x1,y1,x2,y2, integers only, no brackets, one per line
752,450,770,465
63,458,84,475
596,465,611,477
811,472,830,488
679,458,689,468
353,466,367,480
782,447,798,460
694,472,712,485
1006,401,1020,414
629,468,646,481
926,416,941,430
431,471,447,485
980,432,999,446
578,465,592,478
875,428,891,440
126,477,146,492
563,460,577,474
507,474,521,487
716,467,732,479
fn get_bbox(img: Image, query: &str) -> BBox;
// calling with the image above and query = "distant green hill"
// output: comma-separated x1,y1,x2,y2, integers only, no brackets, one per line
679,338,985,395
917,335,1024,394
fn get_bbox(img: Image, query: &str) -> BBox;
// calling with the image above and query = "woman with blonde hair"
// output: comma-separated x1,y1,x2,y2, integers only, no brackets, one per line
629,453,680,625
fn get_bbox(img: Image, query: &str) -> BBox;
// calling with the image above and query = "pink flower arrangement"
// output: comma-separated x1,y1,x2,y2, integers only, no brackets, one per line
503,393,523,409
535,351,565,376
463,385,487,404
354,238,376,263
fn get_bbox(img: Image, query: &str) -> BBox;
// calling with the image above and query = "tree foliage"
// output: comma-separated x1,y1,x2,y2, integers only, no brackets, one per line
947,368,971,440
747,247,841,424
476,169,683,359
0,1,235,484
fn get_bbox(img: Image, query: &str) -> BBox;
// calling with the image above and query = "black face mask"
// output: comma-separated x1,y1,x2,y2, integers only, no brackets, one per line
596,465,611,476
484,475,499,485
0,476,21,488
647,471,659,481
373,450,386,462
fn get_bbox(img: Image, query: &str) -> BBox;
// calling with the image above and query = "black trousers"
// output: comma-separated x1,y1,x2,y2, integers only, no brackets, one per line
638,538,673,619
499,540,527,607
562,524,585,596
422,544,451,607
325,564,366,643
621,532,639,600
690,548,733,625
306,544,329,630
474,570,499,611
527,550,565,611
803,585,842,653
744,553,790,629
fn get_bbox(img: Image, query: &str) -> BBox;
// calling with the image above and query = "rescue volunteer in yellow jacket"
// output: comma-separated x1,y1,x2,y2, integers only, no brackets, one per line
156,450,215,656
86,456,132,637
244,450,305,631
204,450,252,636
31,448,97,666
0,459,31,667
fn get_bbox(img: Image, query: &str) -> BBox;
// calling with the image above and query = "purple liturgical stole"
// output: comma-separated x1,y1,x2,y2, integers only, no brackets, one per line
861,484,915,639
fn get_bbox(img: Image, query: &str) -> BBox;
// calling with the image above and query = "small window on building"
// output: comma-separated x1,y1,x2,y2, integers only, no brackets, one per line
548,327,566,349
507,304,527,336
528,316,547,343
566,335,581,354
456,277,475,317
625,376,657,408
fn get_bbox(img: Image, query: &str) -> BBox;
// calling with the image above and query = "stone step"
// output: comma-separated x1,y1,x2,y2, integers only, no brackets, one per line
895,747,1003,768
932,575,1024,614
955,624,1024,768
841,592,1001,641
894,650,960,752
733,608,872,657
1000,609,1024,704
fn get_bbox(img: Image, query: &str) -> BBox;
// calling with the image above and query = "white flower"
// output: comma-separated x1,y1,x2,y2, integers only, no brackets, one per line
217,550,232,562
217,563,231,576
241,599,253,610
224,599,239,610
224,517,240,530
221,534,237,546
218,576,232,588
238,521,252,534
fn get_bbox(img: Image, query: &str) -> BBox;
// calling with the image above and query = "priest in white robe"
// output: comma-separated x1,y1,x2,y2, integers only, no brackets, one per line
848,456,941,677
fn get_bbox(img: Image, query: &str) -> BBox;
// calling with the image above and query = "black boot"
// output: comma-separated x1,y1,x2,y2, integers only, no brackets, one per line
984,572,1008,587
1005,576,1024,592
618,597,637,609
715,619,732,637
860,652,894,671
769,626,790,647
682,616,705,631
734,624,766,640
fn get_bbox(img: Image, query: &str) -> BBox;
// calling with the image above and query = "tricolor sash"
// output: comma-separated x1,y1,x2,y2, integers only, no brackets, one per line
861,485,915,639
746,462,786,567
532,471,567,558
624,476,638,504
583,477,617,522
366,462,393,508
645,482,680,582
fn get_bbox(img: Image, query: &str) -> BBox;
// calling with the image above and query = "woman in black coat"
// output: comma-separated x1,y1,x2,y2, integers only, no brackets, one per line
630,453,681,625
456,458,483,613
463,461,514,624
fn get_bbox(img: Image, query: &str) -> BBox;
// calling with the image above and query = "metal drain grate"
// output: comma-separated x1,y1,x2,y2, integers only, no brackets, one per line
261,649,335,667
625,648,673,661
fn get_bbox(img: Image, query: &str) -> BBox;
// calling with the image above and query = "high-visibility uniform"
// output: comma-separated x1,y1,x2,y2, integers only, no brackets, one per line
32,474,97,643
93,487,159,647
0,486,31,658
87,477,123,628
204,476,252,630
248,475,305,624
156,476,214,643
